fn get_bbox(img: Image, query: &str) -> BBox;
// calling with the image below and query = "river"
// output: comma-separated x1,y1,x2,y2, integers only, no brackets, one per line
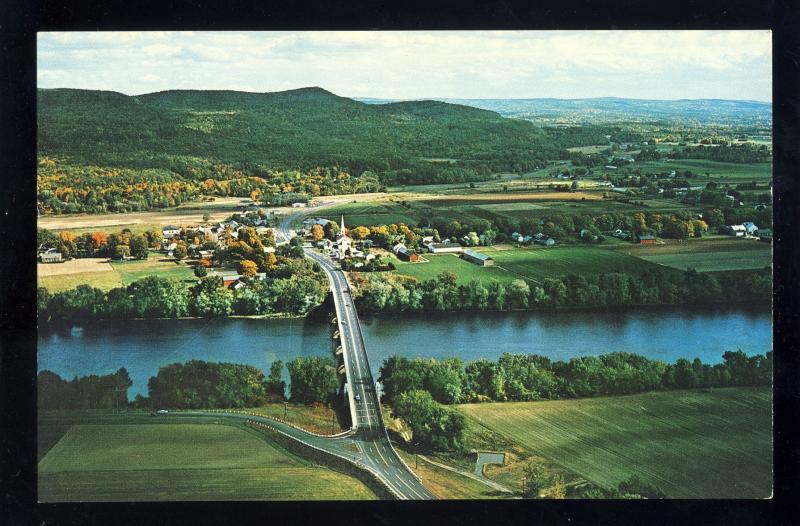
38,306,772,399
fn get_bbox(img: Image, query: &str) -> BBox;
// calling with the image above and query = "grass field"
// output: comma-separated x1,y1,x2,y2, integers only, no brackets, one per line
38,420,377,501
393,449,503,499
633,160,771,183
391,246,669,286
613,238,772,272
37,254,195,291
458,387,772,498
240,403,343,435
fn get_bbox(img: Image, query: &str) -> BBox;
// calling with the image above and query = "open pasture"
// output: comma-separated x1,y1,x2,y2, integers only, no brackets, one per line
613,238,772,272
38,254,195,291
391,246,660,285
458,387,772,498
38,421,377,501
633,159,771,183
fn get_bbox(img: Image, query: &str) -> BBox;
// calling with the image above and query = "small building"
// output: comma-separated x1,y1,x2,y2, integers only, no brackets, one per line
291,202,307,208
392,242,407,255
396,247,420,263
462,249,494,266
723,224,747,237
535,237,556,246
162,225,181,238
742,222,759,235
426,241,463,254
637,234,656,245
421,236,435,245
39,248,62,263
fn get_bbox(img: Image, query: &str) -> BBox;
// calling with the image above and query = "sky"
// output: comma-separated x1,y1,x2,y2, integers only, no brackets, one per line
37,31,772,101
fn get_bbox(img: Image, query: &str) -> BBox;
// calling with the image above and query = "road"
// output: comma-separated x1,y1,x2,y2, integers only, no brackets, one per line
171,206,433,499
277,206,435,499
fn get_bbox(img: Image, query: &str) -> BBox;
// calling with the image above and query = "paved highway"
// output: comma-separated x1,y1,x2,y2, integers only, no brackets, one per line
170,207,434,499
277,206,435,499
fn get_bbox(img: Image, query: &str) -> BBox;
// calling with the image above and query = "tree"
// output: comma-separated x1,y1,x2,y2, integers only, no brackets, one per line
202,212,211,222
287,356,338,404
266,360,286,399
129,234,149,259
393,389,465,452
239,259,258,278
194,265,208,278
148,360,270,409
173,244,188,260
310,224,324,242
522,461,548,498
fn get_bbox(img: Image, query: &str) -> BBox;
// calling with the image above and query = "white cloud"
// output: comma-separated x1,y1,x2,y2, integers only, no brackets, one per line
36,30,772,101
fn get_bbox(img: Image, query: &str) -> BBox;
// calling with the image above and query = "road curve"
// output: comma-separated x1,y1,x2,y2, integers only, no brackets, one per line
240,206,436,500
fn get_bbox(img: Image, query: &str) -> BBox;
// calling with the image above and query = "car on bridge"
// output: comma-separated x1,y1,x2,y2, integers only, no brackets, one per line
354,394,361,402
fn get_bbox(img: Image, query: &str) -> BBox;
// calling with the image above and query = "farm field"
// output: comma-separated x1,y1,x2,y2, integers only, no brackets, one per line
612,238,772,272
458,386,772,498
390,246,667,285
37,254,195,292
38,420,377,501
632,160,771,183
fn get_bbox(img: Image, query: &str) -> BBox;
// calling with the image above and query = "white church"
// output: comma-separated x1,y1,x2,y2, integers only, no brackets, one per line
331,216,364,260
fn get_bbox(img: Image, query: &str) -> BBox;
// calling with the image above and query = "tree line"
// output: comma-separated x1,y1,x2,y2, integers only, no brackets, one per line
40,357,339,410
351,268,771,315
38,271,328,322
379,350,772,406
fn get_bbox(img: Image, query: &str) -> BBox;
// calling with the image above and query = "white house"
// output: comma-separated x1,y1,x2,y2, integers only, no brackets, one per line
39,248,62,263
724,224,747,237
162,225,181,238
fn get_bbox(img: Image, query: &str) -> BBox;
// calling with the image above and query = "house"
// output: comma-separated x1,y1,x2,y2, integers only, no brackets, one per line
637,234,656,245
510,232,523,243
742,222,759,235
421,236,434,245
426,241,463,254
535,237,556,246
198,250,215,260
396,247,420,262
263,246,276,254
162,225,181,238
39,248,62,263
392,242,407,255
723,224,747,237
462,249,494,266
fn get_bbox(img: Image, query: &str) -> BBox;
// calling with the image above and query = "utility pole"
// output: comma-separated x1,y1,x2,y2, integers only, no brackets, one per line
283,401,288,423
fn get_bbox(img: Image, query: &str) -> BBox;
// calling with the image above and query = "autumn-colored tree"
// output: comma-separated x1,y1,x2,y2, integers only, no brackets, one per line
239,259,258,278
265,253,278,267
250,188,261,202
310,224,324,242
59,231,77,243
91,232,108,250
351,226,370,240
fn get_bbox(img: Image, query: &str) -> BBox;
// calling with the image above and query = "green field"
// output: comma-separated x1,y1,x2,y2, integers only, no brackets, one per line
458,387,772,498
38,271,124,292
38,254,195,292
633,160,771,183
38,419,377,501
616,238,773,272
392,246,668,286
111,256,196,285
637,250,772,272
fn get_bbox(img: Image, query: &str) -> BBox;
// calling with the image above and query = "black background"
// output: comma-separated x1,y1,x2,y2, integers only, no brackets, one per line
1,1,798,524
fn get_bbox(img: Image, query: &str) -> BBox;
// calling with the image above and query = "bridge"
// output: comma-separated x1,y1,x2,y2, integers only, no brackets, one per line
175,205,434,500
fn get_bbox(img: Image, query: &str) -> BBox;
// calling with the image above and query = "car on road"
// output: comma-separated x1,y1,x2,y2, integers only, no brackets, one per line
156,409,169,414
354,394,361,402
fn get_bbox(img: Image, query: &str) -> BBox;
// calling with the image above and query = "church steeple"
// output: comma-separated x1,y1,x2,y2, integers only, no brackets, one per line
340,215,346,236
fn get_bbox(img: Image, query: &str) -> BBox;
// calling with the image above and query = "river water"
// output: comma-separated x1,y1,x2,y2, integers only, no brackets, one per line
38,306,772,399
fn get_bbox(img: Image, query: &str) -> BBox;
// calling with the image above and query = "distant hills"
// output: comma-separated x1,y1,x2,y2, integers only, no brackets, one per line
37,87,560,176
357,96,772,125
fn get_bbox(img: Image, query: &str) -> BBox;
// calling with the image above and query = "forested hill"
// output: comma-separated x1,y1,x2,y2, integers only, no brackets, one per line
38,87,560,181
